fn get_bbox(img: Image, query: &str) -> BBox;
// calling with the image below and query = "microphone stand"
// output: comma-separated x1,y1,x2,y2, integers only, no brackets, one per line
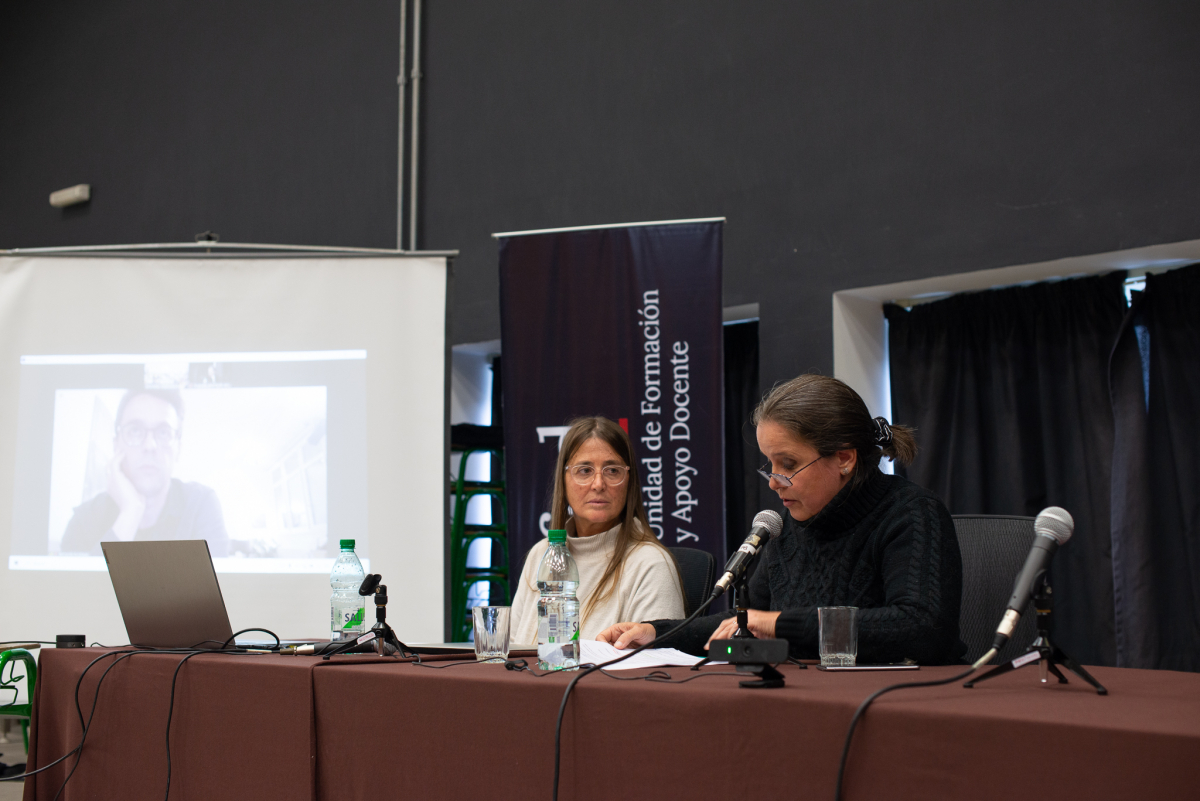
729,571,786,688
690,571,756,672
732,571,754,639
323,574,414,660
964,578,1107,694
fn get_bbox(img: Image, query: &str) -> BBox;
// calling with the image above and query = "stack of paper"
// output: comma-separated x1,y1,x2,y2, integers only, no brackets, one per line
578,640,709,670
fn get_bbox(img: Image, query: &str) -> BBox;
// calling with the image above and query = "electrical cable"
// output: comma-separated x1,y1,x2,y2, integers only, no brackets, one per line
833,647,997,801
162,650,212,800
218,628,281,650
550,595,718,801
61,648,229,797
503,658,598,678
596,667,749,684
0,645,266,793
54,650,145,800
409,656,502,670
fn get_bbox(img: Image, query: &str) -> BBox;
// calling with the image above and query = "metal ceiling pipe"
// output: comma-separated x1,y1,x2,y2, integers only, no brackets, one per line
397,0,408,251
408,0,422,251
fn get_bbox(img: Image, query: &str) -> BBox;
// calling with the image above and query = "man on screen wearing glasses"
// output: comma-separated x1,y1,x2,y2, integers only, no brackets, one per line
59,389,230,556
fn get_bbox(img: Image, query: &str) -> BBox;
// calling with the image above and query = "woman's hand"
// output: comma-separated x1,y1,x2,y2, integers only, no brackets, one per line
704,610,782,650
596,622,656,650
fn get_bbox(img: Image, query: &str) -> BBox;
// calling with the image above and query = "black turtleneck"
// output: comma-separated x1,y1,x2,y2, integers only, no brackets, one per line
650,469,967,665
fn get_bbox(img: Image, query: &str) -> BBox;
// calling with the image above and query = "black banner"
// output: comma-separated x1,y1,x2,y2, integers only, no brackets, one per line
498,220,725,581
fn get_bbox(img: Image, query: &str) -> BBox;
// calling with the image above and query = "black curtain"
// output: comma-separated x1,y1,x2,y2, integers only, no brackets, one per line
885,272,1128,667
1110,264,1200,671
722,320,760,613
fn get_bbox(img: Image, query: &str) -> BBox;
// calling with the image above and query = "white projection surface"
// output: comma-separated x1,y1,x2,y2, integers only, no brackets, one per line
0,254,448,645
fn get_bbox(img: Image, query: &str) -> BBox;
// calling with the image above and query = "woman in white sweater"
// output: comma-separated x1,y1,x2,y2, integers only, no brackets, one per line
510,417,685,644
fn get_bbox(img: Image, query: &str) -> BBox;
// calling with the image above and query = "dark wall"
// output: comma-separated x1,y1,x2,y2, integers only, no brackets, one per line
422,2,1200,386
3,2,1200,388
0,1,399,250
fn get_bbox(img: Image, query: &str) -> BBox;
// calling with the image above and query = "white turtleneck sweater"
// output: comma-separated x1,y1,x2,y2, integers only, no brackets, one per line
509,518,686,646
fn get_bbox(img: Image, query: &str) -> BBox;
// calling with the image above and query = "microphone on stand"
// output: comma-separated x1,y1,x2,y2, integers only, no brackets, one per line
711,510,784,599
992,506,1074,651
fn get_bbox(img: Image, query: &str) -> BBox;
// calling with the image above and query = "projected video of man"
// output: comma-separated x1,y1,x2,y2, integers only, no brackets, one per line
46,383,331,565
59,389,229,555
8,351,358,573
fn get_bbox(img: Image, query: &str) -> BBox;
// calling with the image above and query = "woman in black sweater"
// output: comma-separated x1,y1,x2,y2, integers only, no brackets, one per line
598,374,967,665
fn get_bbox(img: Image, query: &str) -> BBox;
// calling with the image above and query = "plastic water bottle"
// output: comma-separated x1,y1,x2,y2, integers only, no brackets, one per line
330,539,366,641
536,529,580,670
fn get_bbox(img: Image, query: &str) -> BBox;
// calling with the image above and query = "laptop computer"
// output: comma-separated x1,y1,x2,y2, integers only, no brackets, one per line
101,539,314,650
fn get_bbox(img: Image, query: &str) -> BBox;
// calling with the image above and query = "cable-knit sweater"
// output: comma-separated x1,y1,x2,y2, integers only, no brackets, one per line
651,469,967,665
510,518,685,645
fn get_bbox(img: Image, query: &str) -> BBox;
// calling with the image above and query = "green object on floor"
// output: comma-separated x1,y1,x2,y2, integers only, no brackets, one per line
0,648,37,753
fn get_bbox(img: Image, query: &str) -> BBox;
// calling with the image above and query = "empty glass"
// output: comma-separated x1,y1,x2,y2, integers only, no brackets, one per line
818,606,859,667
472,606,511,662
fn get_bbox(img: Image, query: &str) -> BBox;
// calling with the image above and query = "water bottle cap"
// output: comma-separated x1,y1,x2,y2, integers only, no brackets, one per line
339,539,355,550
547,529,567,543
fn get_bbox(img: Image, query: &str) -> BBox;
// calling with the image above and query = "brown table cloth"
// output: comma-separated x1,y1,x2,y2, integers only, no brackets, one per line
24,648,317,801
26,649,1200,800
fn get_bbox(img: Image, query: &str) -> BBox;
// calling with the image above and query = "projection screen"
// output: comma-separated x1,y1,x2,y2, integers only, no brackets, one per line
0,251,449,645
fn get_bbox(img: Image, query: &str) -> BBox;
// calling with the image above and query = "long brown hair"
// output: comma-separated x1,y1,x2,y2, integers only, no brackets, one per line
752,374,917,488
546,416,681,624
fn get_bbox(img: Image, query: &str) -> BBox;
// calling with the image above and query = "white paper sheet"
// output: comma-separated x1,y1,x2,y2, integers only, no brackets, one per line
578,639,709,670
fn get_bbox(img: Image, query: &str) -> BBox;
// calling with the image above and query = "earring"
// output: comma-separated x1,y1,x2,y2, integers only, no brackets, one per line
841,468,849,475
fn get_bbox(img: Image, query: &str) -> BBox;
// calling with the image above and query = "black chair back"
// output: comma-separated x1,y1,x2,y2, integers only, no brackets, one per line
952,515,1039,664
668,547,715,616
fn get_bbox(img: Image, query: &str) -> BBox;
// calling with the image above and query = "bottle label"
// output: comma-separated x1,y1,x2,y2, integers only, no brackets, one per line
340,606,365,630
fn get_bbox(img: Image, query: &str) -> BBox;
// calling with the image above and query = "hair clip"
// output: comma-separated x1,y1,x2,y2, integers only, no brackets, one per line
872,417,893,446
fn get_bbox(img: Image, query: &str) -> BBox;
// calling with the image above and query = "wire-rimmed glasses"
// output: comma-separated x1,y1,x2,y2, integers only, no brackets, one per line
565,464,630,486
757,456,821,487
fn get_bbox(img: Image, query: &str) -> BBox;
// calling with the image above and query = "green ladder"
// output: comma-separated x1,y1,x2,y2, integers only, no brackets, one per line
449,434,510,642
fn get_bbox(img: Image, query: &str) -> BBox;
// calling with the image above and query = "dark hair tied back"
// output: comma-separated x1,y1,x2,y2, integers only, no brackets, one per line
753,375,918,487
872,417,893,446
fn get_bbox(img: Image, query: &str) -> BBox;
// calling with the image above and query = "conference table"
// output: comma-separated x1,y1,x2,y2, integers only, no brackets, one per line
23,647,1200,800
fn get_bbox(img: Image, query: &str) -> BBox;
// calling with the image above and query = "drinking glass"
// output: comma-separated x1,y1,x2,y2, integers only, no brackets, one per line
472,606,511,662
818,606,859,667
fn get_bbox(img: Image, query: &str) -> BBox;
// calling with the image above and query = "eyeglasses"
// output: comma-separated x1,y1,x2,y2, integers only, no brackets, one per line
565,464,631,486
757,456,821,487
117,423,179,449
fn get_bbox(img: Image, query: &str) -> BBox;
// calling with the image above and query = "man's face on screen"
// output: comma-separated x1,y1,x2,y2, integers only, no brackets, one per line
115,394,181,497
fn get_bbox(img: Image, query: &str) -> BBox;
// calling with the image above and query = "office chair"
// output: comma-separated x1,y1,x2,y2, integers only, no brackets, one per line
668,547,716,617
952,514,1039,665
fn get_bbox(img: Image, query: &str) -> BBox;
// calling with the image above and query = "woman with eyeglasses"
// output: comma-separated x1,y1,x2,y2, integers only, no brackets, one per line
509,416,685,646
598,374,967,665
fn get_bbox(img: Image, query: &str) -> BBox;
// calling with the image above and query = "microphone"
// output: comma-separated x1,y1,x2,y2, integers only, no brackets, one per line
992,506,1074,651
711,510,784,599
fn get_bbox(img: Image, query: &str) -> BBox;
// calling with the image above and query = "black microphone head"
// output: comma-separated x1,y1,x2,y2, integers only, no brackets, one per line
753,510,784,539
1035,507,1074,545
